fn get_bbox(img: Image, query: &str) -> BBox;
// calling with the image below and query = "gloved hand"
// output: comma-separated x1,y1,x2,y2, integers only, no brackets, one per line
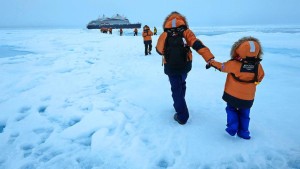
205,58,214,69
205,63,211,69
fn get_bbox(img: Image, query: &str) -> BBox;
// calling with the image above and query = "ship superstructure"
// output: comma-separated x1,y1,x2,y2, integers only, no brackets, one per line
87,14,141,29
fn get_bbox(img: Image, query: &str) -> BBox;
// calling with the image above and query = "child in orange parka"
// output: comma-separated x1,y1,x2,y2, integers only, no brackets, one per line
207,36,265,139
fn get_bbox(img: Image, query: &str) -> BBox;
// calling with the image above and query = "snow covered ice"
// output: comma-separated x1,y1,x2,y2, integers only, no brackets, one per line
0,26,300,169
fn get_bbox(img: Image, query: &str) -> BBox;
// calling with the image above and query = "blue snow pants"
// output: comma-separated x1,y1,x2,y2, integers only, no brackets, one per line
225,103,251,139
168,73,189,123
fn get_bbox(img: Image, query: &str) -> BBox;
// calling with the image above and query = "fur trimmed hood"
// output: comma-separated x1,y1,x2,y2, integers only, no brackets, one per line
230,36,263,59
163,11,189,29
143,25,150,30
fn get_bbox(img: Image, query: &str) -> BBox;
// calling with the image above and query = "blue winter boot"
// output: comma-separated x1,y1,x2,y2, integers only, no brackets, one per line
237,131,251,140
225,128,237,136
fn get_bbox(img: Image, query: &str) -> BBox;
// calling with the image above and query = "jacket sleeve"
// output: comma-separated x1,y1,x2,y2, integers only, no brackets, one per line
211,60,265,83
142,31,147,37
183,29,214,62
149,30,153,36
210,60,235,73
155,32,167,55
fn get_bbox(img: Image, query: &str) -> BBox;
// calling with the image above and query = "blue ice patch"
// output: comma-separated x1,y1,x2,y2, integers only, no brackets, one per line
265,47,300,58
0,124,5,133
0,45,32,58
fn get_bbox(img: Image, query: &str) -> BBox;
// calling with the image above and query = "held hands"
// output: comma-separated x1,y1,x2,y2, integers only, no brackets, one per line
206,63,212,69
205,58,215,69
205,58,222,71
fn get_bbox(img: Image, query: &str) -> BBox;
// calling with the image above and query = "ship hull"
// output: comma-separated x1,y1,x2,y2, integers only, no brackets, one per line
87,23,141,29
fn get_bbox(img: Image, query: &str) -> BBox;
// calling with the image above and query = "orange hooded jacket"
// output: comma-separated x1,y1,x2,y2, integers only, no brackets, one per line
156,12,214,64
210,37,265,108
142,25,153,41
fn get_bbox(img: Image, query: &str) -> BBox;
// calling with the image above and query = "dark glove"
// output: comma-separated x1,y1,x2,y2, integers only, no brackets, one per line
205,58,214,69
206,64,211,69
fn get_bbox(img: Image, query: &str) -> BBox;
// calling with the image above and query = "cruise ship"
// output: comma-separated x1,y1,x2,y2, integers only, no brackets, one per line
87,14,141,29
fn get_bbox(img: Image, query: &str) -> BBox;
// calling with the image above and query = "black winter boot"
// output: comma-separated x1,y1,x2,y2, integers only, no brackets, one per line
174,114,186,125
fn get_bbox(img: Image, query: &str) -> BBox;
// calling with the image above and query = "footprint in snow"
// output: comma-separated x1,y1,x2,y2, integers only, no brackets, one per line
15,106,31,122
85,60,94,64
96,84,110,93
7,132,19,144
33,128,53,144
157,159,169,169
0,123,5,133
20,144,34,158
39,150,63,163
38,105,47,114
72,131,96,147
67,117,81,127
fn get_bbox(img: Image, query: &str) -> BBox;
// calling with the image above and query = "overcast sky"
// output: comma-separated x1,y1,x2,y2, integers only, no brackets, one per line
1,0,300,28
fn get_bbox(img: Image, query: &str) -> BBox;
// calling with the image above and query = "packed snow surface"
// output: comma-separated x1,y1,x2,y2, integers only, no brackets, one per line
0,26,300,169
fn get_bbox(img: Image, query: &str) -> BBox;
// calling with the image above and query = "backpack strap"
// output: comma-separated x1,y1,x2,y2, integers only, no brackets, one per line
164,25,187,36
163,25,188,48
230,57,262,84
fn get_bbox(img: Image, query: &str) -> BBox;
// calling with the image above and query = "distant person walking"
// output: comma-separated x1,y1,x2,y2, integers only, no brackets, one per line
100,27,108,33
142,25,153,55
156,11,215,125
154,27,157,35
134,28,138,36
109,27,112,34
120,28,123,36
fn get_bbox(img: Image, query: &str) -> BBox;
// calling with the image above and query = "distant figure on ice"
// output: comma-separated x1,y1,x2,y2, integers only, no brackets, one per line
100,27,108,33
120,28,123,36
206,36,265,139
142,25,153,55
134,28,138,36
156,11,215,125
154,26,157,35
109,27,112,34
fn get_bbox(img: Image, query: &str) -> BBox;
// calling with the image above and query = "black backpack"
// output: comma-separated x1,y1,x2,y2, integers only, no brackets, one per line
164,26,190,71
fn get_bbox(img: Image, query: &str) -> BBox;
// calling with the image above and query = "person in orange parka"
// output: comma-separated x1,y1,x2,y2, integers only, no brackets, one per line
142,25,153,55
207,36,265,139
156,11,215,125
100,27,108,33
